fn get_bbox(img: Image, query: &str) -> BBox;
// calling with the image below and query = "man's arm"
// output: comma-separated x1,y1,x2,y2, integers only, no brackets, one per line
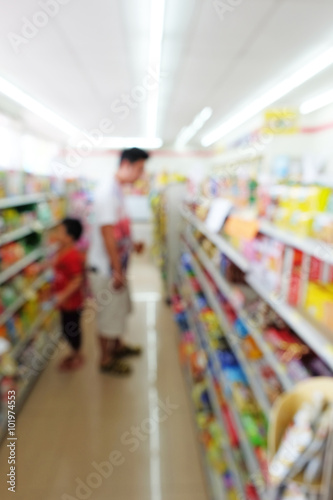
101,225,124,289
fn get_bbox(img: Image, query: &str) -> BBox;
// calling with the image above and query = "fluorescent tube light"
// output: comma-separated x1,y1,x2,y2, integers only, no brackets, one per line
202,47,333,146
175,107,212,147
92,137,163,150
300,88,333,114
0,75,80,136
146,0,165,138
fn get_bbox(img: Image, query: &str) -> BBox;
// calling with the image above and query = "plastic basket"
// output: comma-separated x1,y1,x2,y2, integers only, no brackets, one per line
268,377,333,492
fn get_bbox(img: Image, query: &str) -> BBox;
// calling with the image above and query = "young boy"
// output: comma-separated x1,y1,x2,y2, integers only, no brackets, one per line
53,218,85,371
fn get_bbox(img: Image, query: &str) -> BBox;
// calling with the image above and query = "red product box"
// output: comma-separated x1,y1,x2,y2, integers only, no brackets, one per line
288,249,303,306
309,257,323,282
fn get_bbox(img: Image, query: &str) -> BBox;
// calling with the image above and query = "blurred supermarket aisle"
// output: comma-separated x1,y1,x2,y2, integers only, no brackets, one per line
0,254,208,500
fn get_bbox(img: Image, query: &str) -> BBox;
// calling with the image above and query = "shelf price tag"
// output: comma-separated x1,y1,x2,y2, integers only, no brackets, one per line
205,199,233,233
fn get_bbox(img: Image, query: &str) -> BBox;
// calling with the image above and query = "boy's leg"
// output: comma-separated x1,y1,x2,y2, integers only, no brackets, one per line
60,310,84,370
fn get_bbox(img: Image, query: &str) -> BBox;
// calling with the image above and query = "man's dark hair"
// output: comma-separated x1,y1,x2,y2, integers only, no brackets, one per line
62,218,83,242
120,148,150,165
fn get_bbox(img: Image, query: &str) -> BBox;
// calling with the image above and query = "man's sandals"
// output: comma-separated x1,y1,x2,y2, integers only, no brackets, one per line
114,344,142,358
100,359,132,376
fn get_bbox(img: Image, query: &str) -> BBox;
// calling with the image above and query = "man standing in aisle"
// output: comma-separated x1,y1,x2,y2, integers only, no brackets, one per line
87,148,149,375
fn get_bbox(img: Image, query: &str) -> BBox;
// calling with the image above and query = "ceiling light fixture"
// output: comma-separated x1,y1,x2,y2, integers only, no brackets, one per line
0,75,80,136
300,88,333,114
175,107,212,148
92,137,163,150
202,46,333,147
146,0,165,138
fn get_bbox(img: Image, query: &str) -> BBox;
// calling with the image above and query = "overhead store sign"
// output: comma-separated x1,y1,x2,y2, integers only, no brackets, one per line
263,109,299,135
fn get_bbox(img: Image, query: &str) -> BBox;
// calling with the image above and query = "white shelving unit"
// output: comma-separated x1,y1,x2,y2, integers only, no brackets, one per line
0,272,49,327
0,219,60,247
185,229,294,392
180,273,247,499
0,189,62,443
260,220,333,266
179,207,333,500
0,248,45,286
247,275,333,372
0,193,46,210
181,208,249,272
181,208,333,372
0,321,60,443
179,265,266,499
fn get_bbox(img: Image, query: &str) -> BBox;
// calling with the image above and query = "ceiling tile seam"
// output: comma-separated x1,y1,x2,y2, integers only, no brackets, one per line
206,0,282,100
51,20,106,112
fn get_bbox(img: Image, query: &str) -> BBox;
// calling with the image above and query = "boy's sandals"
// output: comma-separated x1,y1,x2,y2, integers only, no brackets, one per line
58,355,75,371
100,359,132,376
114,344,142,358
58,354,84,371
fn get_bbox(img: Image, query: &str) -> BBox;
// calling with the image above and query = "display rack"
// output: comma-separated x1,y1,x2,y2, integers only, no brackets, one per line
178,206,333,500
260,220,333,266
0,186,63,442
177,261,266,500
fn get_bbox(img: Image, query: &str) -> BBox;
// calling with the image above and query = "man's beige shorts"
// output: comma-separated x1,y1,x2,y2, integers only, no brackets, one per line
88,272,132,338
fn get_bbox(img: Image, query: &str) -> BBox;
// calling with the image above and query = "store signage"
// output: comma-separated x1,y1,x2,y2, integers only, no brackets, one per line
263,109,299,135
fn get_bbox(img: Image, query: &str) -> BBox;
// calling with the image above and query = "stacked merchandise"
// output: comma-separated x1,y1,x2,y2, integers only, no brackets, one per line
174,164,333,499
0,170,68,440
150,172,186,299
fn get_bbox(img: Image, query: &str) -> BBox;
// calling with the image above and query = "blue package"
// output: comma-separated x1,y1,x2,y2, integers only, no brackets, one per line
218,350,238,368
234,318,248,338
224,366,248,385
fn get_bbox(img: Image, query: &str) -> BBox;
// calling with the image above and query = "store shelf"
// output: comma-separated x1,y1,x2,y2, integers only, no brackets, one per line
0,193,46,210
183,299,247,499
0,225,35,246
180,256,266,496
185,229,294,392
260,220,333,265
239,311,294,392
186,231,241,308
0,219,61,248
247,275,333,372
182,355,227,500
181,208,249,272
183,239,271,418
0,272,49,327
0,248,45,286
10,309,54,360
0,324,61,444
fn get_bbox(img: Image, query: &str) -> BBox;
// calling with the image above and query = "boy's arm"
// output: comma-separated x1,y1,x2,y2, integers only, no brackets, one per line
101,225,124,289
55,275,83,307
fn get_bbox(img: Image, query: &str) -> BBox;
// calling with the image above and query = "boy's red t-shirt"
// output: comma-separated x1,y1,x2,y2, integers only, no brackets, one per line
54,246,84,311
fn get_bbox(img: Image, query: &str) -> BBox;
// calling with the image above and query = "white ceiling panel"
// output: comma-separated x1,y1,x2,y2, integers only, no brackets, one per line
0,0,333,147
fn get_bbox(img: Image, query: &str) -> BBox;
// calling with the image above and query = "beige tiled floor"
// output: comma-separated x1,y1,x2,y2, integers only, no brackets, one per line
0,255,209,500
